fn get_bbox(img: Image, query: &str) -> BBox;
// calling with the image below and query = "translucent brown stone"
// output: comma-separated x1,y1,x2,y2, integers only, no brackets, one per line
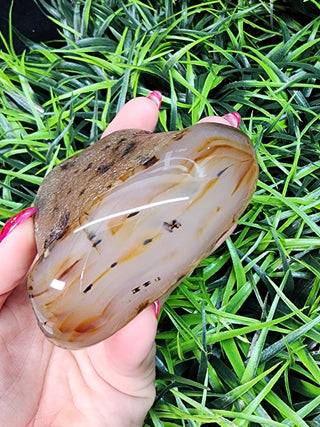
28,123,259,349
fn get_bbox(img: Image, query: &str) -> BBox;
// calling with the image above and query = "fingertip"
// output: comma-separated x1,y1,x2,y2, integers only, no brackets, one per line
113,303,158,352
101,304,157,372
197,112,241,129
146,91,162,110
0,217,37,296
0,215,36,248
212,222,238,252
222,112,241,128
101,94,161,137
152,300,160,319
89,304,157,401
0,207,37,244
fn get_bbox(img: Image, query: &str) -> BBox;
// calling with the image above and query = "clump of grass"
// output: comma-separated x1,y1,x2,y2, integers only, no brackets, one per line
0,0,320,425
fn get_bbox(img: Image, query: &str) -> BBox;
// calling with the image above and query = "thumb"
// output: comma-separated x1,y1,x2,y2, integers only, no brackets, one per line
89,302,159,398
0,208,37,307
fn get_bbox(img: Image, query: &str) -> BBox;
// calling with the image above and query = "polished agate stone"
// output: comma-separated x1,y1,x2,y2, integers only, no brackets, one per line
28,123,258,349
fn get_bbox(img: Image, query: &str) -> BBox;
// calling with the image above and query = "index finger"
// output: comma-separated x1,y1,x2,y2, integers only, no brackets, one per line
101,91,161,138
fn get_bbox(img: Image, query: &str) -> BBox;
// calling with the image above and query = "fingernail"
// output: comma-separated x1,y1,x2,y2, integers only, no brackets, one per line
147,90,162,110
152,300,160,319
0,207,37,244
222,112,241,128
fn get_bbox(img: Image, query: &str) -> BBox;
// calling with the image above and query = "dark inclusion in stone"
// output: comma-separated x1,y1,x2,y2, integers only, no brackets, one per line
143,238,153,245
97,164,111,173
163,219,181,232
141,155,159,168
92,239,102,248
122,142,136,157
127,211,140,218
83,284,93,294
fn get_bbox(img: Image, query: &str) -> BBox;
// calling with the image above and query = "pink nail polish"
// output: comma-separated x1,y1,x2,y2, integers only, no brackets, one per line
147,90,162,110
222,112,241,128
0,207,37,244
152,300,160,319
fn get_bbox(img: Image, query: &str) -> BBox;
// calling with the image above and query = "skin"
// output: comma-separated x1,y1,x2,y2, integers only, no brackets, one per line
0,96,238,427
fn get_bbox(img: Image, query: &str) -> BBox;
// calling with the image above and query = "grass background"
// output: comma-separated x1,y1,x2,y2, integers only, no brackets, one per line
0,0,320,425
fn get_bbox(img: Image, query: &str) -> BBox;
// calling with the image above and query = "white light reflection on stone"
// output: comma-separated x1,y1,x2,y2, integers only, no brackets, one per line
50,279,66,291
73,196,190,234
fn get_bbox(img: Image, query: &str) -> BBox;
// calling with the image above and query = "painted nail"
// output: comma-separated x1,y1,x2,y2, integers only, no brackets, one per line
0,207,37,244
152,300,160,319
222,112,241,128
147,90,162,110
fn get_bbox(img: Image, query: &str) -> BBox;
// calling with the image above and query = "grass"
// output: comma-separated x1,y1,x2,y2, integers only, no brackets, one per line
1,0,320,425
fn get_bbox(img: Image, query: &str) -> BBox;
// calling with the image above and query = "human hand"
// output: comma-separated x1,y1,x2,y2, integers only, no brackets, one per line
0,92,241,427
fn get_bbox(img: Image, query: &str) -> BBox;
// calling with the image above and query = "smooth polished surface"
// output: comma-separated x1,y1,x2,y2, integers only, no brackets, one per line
28,123,258,349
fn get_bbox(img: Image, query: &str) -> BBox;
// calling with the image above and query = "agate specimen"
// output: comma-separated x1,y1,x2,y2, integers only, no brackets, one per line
28,123,258,349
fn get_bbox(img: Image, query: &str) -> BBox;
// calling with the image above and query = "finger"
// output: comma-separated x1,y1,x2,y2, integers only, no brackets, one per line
0,216,37,308
212,222,238,252
101,91,161,138
197,111,241,128
90,303,158,397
